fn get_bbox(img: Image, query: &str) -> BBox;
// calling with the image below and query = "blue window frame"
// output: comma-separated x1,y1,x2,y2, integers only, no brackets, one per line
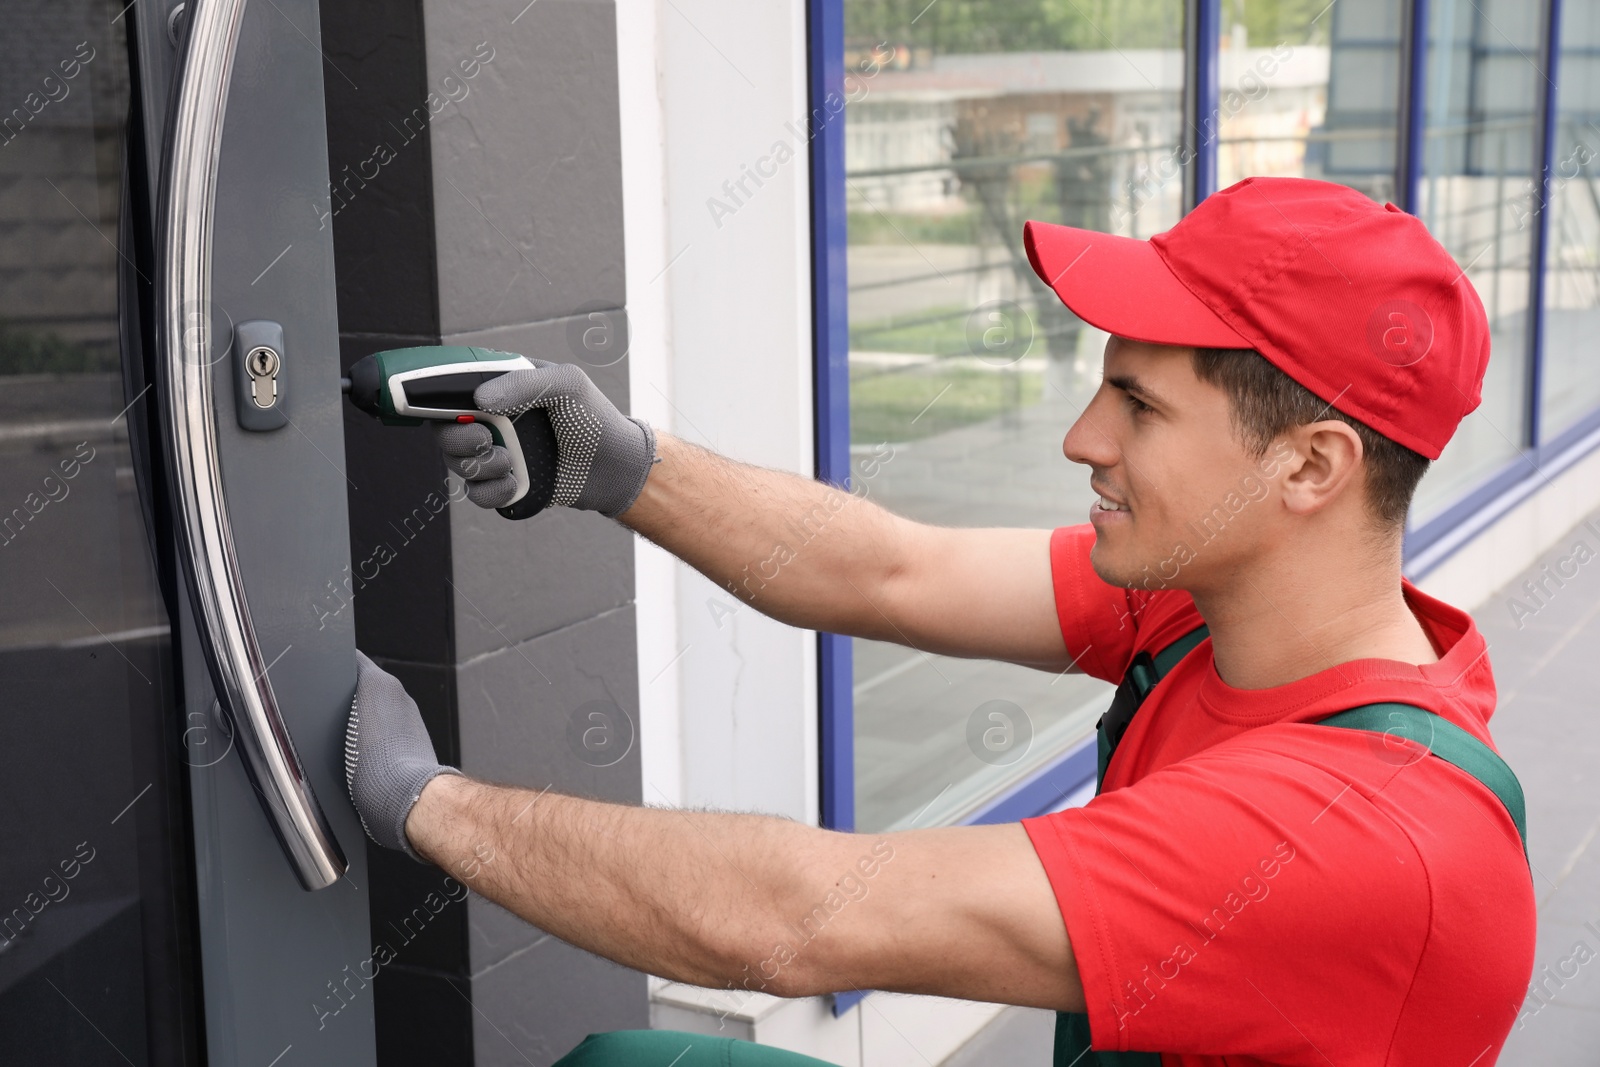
807,0,1594,1013
809,0,855,844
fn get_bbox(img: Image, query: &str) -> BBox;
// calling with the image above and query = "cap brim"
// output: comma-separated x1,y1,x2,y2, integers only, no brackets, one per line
1023,220,1250,351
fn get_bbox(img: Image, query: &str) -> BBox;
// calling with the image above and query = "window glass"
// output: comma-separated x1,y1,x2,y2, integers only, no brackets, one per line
1412,0,1543,520
1215,0,1405,203
1540,0,1600,440
0,3,200,1061
842,0,1186,832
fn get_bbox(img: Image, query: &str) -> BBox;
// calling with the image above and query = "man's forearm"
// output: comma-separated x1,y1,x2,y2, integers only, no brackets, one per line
403,773,1083,1012
618,432,912,639
407,773,848,994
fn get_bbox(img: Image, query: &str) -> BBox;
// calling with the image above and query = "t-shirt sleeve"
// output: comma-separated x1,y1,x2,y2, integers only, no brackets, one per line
1020,732,1435,1061
1048,525,1152,683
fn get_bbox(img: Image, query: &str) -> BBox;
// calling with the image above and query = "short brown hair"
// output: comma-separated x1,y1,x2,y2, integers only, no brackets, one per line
1191,348,1429,528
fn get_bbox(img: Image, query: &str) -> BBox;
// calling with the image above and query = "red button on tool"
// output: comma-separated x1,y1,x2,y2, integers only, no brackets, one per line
456,414,475,423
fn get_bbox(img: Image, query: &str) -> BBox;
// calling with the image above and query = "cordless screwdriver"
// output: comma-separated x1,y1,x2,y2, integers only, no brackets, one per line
342,345,557,520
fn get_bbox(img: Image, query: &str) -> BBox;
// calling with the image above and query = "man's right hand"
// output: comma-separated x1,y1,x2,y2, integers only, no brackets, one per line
433,360,656,518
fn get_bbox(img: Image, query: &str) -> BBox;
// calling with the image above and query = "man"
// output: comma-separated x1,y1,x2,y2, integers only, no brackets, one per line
344,177,1535,1065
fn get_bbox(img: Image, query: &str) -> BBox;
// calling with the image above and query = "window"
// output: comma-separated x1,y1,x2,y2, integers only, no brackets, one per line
0,3,201,1056
816,0,1600,841
1540,0,1600,441
1215,0,1406,203
1411,0,1544,521
839,1,1186,833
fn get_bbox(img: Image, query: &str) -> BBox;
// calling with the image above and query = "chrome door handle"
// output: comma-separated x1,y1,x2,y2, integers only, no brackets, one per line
155,0,347,891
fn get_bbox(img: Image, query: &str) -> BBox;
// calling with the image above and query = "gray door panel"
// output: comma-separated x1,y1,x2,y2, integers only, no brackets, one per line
136,0,375,1061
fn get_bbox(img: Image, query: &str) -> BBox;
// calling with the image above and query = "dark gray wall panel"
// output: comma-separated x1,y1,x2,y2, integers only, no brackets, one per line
472,928,649,1066
444,315,634,659
449,503,634,660
455,605,641,802
428,0,626,333
374,965,476,1063
318,0,440,337
337,334,457,665
320,0,645,1060
457,607,648,1064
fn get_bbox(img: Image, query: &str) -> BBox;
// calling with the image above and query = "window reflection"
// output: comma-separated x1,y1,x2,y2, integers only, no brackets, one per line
0,3,197,1062
1540,0,1600,440
844,3,1185,831
1412,0,1543,520
1215,0,1404,203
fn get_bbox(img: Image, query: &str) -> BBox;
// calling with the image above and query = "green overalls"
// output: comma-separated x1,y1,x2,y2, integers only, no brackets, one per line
551,626,1528,1067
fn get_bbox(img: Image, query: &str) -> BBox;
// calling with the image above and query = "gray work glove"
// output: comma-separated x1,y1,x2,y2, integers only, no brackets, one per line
345,651,462,863
433,360,657,517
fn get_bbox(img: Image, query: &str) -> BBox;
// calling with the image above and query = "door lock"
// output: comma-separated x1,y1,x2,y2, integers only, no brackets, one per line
246,345,280,408
232,321,288,430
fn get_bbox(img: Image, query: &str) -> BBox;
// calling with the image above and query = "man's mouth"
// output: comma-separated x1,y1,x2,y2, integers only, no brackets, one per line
1094,496,1128,512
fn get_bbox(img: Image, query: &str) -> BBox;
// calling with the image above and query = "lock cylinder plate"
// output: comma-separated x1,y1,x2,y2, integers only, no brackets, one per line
232,321,288,430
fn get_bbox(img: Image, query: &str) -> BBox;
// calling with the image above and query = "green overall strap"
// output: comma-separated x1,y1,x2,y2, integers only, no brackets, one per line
1058,623,1209,1067
1315,703,1529,864
1093,624,1211,788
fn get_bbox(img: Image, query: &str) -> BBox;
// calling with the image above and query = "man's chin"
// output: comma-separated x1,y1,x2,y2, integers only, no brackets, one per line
1087,541,1142,589
1089,540,1174,592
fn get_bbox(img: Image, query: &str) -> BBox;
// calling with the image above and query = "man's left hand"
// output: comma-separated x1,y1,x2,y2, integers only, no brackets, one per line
344,651,462,862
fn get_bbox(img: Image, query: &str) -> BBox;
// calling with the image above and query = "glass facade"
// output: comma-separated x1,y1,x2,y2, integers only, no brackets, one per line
1215,0,1405,203
822,0,1600,833
841,2,1186,831
1412,0,1543,520
0,3,201,1061
1541,0,1600,441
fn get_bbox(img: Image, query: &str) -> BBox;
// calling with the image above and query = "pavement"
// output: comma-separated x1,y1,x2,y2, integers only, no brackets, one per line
938,505,1600,1065
1480,507,1600,1065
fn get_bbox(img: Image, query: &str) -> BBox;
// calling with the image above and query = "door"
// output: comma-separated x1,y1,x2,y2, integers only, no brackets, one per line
1,0,374,1064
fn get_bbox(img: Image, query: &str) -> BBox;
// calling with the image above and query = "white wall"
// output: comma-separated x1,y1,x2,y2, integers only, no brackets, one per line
657,0,821,826
617,0,685,813
620,0,818,824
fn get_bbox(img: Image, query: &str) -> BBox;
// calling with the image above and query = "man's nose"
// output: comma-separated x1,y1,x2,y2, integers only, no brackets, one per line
1063,394,1120,468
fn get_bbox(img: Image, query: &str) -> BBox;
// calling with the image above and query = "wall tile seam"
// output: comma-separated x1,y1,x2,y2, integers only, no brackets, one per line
365,652,462,670
452,599,639,671
465,926,556,982
439,306,630,337
452,591,641,665
340,331,445,342
377,960,475,982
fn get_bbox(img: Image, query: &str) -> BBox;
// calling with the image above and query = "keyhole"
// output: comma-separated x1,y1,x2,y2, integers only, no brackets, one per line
248,347,279,377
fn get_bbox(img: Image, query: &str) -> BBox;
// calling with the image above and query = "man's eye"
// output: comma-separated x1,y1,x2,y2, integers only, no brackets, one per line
1125,394,1153,415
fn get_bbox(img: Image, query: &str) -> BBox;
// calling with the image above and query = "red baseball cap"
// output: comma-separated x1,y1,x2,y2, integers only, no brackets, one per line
1022,176,1490,459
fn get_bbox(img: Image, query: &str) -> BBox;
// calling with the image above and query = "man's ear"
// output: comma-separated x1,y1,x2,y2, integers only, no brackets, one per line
1278,421,1363,518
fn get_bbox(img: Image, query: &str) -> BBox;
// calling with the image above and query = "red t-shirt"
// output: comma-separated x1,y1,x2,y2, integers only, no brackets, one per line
1020,525,1534,1066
